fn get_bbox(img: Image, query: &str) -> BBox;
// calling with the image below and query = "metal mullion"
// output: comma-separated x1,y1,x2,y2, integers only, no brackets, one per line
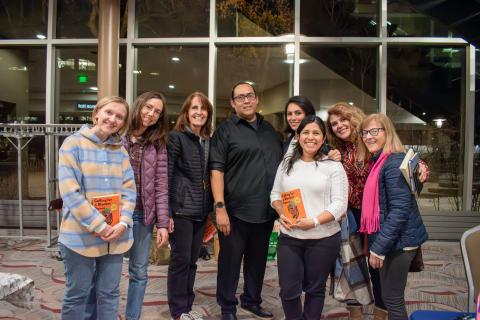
463,45,476,211
0,40,47,46
133,38,210,45
125,0,136,105
378,0,387,113
51,39,98,45
293,0,300,96
386,37,467,45
209,0,217,128
215,36,294,45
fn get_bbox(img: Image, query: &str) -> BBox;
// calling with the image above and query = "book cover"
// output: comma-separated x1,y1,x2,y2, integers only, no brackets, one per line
408,152,422,196
91,194,120,226
281,188,307,224
400,148,415,184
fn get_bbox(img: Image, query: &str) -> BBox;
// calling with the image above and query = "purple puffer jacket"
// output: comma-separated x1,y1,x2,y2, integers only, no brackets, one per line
122,136,169,229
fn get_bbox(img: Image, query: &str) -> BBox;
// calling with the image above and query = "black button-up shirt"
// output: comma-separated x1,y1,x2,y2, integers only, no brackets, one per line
209,113,283,223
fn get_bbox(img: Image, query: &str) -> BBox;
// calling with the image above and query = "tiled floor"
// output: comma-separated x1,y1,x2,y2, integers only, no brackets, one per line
0,238,469,319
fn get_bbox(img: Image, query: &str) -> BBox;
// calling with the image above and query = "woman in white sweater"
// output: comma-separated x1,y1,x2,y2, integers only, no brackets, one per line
271,115,348,320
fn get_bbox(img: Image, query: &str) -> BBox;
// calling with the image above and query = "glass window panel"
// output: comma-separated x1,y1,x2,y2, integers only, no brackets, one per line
136,1,209,38
55,47,98,124
135,46,209,126
0,47,46,200
474,49,480,211
56,0,98,39
300,0,378,37
0,1,48,39
216,46,291,130
387,0,451,37
217,0,294,37
56,0,128,39
387,46,465,212
299,45,378,120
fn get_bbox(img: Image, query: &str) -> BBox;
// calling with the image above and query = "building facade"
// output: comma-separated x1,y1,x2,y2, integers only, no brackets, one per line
0,0,478,232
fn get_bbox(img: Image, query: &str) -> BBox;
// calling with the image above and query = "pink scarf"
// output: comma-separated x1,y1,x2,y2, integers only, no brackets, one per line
360,151,391,234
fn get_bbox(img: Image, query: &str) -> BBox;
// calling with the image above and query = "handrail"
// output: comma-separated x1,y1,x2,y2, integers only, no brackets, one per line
0,124,83,137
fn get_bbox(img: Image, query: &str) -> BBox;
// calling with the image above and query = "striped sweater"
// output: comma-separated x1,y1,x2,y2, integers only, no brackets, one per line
58,124,136,257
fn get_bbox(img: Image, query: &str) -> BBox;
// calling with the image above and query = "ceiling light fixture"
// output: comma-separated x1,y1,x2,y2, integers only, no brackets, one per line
171,57,180,62
36,34,46,39
168,84,175,89
89,86,98,91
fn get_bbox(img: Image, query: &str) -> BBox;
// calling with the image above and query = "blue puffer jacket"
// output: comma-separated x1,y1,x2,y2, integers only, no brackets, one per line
368,152,428,256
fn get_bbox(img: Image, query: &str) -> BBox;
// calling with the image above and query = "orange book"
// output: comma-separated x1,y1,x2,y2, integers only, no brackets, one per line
92,194,121,226
281,188,307,224
203,216,217,243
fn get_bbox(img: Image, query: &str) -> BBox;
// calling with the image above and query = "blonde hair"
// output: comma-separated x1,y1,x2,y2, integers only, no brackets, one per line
92,96,130,135
360,113,404,154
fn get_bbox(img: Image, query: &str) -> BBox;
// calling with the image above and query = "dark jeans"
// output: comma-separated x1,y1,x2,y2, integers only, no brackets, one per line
167,217,206,318
216,216,274,315
380,249,417,320
277,232,341,320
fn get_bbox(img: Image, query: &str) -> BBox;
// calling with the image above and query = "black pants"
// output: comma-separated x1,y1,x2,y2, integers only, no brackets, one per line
277,233,341,320
380,249,416,320
216,216,274,315
167,217,206,318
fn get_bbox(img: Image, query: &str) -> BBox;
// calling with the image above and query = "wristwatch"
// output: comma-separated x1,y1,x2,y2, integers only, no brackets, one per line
214,201,225,210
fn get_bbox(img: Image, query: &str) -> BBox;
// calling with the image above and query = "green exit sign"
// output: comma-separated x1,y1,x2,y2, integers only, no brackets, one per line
77,74,88,83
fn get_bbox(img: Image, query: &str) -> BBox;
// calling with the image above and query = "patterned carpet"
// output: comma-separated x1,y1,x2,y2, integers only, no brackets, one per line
0,239,469,319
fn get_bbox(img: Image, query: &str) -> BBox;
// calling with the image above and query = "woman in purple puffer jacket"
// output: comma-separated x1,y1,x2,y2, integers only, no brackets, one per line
122,91,170,320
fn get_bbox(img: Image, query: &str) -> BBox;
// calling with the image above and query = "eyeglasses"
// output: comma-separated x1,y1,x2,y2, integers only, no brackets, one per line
233,93,256,103
361,127,385,137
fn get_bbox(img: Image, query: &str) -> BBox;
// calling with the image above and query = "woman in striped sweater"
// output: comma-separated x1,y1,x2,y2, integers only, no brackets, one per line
58,96,136,319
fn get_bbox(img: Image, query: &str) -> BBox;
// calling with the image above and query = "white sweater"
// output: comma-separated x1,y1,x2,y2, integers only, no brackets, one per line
270,157,348,239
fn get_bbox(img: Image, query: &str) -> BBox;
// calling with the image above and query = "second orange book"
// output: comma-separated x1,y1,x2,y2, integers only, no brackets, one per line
281,188,306,224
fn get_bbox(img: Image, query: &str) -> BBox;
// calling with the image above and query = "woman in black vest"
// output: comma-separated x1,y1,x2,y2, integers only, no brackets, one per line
167,92,213,320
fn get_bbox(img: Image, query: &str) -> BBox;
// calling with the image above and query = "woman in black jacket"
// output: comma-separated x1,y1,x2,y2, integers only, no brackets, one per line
167,92,213,320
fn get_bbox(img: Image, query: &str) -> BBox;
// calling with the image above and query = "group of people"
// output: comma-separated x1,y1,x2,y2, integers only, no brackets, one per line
57,81,428,320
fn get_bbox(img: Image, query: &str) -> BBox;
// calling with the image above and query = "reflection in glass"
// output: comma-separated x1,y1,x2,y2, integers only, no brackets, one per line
56,0,128,39
55,47,98,124
0,1,48,39
136,0,209,38
387,1,451,37
135,46,208,125
300,46,377,118
0,47,46,200
387,46,465,211
300,0,377,37
216,46,291,129
217,0,294,37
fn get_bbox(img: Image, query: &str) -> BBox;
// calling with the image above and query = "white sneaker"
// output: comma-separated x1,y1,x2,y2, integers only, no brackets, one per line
188,311,204,320
178,313,193,320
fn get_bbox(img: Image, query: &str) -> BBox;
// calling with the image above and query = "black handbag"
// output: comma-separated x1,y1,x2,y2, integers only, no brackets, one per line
409,246,424,272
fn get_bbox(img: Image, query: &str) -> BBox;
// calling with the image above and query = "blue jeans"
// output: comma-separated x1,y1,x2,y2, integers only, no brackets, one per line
125,211,153,320
59,243,123,320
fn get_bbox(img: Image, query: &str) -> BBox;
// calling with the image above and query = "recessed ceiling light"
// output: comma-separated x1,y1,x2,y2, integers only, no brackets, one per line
422,112,426,116
171,57,180,62
8,66,28,71
348,102,354,105
168,84,175,89
89,86,98,91
149,72,160,76
36,34,46,39
133,70,142,74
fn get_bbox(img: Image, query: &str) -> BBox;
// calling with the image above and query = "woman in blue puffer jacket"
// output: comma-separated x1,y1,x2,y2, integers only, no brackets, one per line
359,113,428,320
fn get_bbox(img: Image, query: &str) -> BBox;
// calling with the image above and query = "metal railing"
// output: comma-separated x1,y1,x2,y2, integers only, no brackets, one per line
0,124,82,246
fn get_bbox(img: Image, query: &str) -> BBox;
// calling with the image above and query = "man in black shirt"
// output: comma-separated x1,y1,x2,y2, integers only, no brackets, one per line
210,82,283,320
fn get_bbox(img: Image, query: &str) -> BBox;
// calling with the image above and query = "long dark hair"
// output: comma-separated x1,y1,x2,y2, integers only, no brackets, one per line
284,115,329,175
284,95,316,135
174,92,213,138
128,91,168,147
